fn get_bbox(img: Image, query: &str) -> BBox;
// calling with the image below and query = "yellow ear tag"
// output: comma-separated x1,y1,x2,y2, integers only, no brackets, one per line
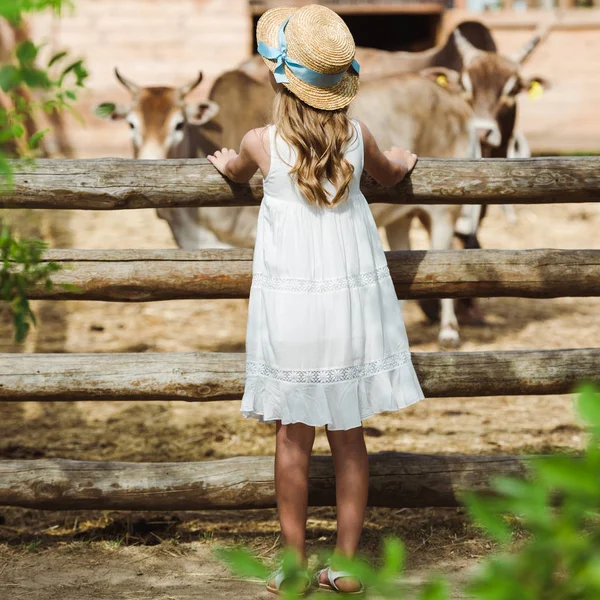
436,74,449,87
529,81,544,101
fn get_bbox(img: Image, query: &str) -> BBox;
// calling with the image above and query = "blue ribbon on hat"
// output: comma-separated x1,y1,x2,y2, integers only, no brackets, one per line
257,17,360,88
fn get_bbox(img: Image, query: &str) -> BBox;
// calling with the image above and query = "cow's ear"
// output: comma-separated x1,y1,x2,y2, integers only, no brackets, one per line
419,67,461,92
186,101,219,125
522,76,550,100
94,102,128,121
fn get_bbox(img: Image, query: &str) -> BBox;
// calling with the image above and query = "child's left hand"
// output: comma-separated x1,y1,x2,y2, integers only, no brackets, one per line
207,148,238,176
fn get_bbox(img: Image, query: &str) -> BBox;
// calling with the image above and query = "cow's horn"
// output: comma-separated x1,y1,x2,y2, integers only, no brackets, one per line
512,23,552,64
114,68,140,95
179,72,203,98
453,28,481,67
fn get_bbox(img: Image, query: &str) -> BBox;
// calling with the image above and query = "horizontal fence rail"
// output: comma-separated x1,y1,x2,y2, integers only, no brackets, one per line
0,453,539,510
1,157,599,209
32,248,600,301
1,349,598,401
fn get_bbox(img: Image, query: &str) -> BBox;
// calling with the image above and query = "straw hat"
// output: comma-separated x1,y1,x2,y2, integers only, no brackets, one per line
256,5,359,111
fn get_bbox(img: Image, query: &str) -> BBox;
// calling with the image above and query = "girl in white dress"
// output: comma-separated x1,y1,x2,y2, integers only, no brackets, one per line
208,4,424,595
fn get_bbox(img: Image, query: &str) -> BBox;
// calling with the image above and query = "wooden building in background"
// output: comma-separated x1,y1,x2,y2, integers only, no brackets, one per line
249,0,448,51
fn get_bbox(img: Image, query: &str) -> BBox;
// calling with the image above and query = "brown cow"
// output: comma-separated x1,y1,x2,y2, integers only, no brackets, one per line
450,27,549,158
95,69,224,249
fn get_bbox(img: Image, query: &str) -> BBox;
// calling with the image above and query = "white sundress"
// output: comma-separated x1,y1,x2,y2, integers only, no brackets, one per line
241,120,424,431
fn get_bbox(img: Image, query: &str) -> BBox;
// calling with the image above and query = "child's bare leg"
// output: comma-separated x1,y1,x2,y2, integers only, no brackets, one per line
323,425,368,592
275,421,315,562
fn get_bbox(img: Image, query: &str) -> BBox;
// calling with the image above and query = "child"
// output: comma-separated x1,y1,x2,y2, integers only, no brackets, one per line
208,4,424,595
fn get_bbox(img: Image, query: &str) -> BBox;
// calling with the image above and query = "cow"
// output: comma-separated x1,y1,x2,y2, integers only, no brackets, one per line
95,69,226,249
417,28,550,324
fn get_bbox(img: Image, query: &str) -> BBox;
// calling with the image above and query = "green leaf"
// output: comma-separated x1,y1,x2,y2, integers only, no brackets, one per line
48,50,68,68
27,129,48,150
0,0,21,23
213,546,269,580
0,221,62,342
328,553,378,589
59,59,84,86
532,455,599,497
492,476,540,500
20,67,52,89
0,66,21,92
576,554,600,588
11,124,25,140
72,61,88,86
0,154,13,186
418,576,450,600
280,547,302,574
491,475,552,527
577,384,600,433
65,90,76,101
462,491,512,543
94,102,117,118
16,41,39,66
0,123,25,143
381,537,405,577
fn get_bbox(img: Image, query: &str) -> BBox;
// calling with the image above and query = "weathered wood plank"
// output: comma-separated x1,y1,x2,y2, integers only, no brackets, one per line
0,453,534,510
0,349,597,401
250,1,446,15
1,157,599,209
32,248,600,301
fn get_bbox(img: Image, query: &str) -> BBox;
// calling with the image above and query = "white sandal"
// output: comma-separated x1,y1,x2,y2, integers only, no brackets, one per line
317,566,365,595
266,567,311,596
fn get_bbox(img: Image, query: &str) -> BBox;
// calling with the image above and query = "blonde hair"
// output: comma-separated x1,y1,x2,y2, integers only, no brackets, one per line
272,88,354,208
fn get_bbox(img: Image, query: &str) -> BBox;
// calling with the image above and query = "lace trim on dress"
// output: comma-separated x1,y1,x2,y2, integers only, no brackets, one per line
246,349,412,384
252,265,390,293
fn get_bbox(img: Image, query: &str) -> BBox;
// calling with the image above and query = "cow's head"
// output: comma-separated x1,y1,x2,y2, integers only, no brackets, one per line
95,69,219,159
434,27,548,157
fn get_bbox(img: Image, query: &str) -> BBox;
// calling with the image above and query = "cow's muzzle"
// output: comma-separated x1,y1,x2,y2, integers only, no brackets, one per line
473,118,502,148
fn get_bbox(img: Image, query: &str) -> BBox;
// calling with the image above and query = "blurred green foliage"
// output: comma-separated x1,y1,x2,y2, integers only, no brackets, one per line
0,0,87,182
0,222,62,342
216,385,600,599
465,383,600,600
0,1,72,24
0,0,85,340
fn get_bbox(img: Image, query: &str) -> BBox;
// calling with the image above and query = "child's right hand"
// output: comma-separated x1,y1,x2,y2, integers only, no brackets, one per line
384,147,418,175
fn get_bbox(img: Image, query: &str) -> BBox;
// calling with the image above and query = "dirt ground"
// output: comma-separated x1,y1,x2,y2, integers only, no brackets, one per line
1,200,599,599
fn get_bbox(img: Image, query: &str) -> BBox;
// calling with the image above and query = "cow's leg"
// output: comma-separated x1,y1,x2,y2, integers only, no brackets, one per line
156,208,232,249
502,204,518,224
429,209,460,348
384,216,411,251
384,216,412,309
454,232,487,326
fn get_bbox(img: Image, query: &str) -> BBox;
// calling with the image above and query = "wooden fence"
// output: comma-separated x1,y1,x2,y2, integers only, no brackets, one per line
0,156,599,511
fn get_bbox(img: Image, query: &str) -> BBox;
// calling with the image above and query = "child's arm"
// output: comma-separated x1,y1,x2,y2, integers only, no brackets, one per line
207,128,265,183
358,121,418,187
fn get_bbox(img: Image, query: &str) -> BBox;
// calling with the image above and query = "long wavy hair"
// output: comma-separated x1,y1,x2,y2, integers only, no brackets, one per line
272,88,354,208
